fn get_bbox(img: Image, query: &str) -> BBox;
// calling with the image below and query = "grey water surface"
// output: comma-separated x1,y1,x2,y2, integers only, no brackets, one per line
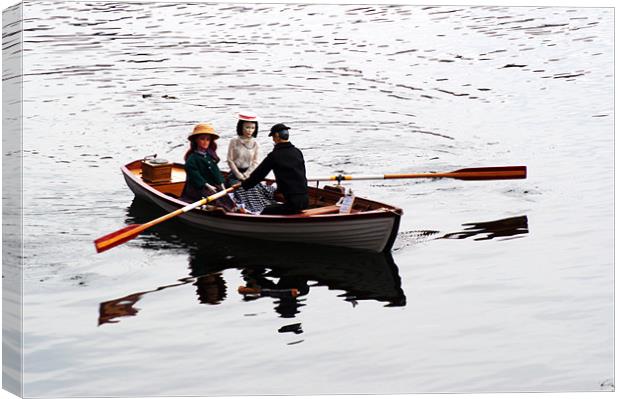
2,2,613,396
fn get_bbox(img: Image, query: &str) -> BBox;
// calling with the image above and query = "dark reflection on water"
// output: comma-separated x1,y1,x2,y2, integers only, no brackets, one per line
98,277,194,325
397,215,529,249
100,202,530,325
98,198,406,326
441,215,529,241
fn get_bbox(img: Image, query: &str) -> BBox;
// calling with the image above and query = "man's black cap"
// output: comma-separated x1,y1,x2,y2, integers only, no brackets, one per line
269,123,291,137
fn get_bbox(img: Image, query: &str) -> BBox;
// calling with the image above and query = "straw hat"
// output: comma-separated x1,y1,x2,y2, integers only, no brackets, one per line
188,123,220,140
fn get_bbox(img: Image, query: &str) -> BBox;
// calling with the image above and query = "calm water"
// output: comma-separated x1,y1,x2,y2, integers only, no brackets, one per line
2,2,614,396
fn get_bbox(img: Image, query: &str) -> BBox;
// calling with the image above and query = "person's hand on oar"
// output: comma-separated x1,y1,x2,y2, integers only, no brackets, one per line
94,183,241,253
307,166,527,182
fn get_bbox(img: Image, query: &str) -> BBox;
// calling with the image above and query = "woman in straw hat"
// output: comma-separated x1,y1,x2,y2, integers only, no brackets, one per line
181,123,239,212
226,113,276,213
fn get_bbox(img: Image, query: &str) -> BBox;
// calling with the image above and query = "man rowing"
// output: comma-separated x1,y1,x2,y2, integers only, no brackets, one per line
241,123,309,215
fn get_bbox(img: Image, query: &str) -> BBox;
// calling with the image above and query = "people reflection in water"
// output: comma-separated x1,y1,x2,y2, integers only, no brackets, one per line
193,273,227,305
239,267,310,318
99,249,405,326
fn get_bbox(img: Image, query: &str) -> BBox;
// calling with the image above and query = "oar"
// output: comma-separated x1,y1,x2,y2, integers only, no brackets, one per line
94,183,241,253
238,286,300,298
307,166,526,182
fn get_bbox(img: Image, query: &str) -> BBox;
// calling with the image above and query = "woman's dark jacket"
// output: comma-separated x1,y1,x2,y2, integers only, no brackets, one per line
182,150,225,201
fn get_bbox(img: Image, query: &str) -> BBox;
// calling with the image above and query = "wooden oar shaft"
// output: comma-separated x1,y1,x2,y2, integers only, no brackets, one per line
384,169,525,180
308,166,526,182
95,183,240,253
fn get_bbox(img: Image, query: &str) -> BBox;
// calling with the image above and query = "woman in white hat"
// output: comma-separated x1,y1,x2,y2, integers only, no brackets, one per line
181,123,238,212
226,113,276,213
226,112,260,181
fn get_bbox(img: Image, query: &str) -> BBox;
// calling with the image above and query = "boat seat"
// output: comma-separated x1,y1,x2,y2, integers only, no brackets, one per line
300,205,341,216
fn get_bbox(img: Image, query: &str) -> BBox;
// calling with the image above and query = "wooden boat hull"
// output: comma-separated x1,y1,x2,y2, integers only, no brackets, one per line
122,160,402,252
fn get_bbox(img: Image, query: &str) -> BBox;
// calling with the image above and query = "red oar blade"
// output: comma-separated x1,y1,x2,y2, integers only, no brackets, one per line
94,224,142,253
450,166,527,180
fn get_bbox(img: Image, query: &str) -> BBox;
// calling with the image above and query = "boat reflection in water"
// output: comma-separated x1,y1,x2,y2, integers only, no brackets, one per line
100,201,529,326
98,199,406,326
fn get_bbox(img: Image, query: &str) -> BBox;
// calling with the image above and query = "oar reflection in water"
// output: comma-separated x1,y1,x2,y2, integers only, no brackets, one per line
441,215,529,241
397,215,529,249
98,274,225,326
98,199,406,326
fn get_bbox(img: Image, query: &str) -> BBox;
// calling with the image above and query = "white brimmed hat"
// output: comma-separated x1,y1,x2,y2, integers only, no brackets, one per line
238,112,258,122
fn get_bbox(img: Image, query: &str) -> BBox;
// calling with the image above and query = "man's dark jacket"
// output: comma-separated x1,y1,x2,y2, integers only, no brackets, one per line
242,142,308,199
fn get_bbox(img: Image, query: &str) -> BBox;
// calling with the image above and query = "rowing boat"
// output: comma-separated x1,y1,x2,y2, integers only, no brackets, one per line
121,160,403,252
